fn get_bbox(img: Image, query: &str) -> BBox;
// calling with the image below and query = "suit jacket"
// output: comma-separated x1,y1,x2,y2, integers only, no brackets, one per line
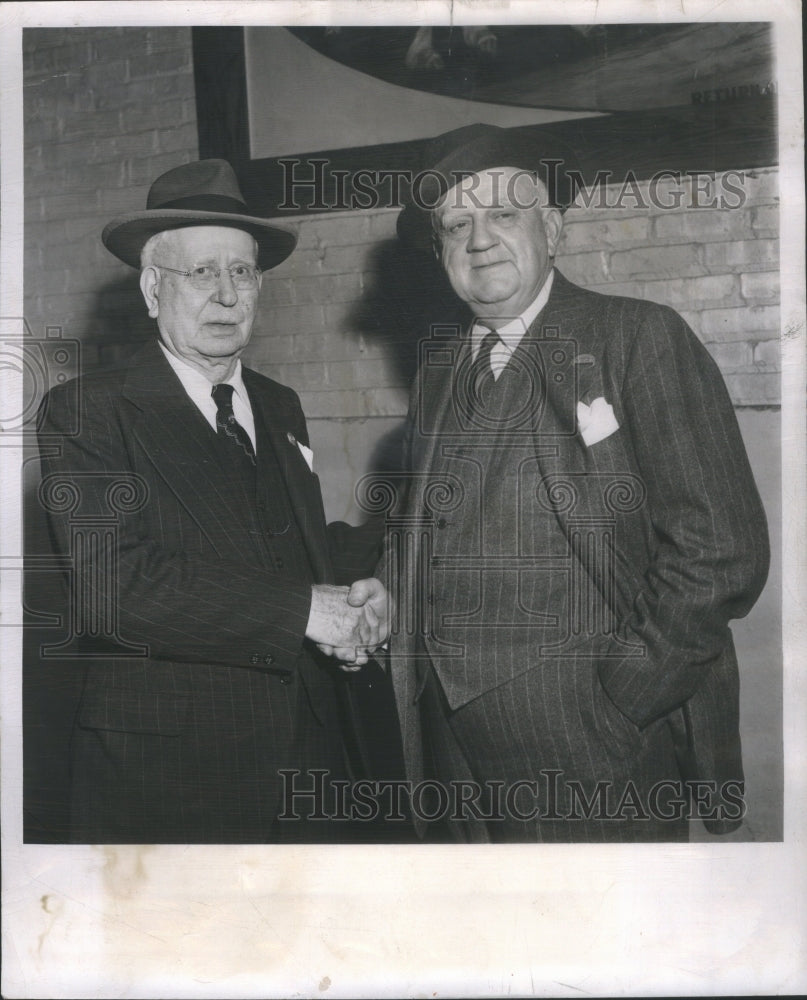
36,338,379,843
387,270,770,834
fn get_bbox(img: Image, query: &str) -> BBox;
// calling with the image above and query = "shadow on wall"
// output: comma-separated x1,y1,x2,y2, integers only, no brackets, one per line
85,273,154,370
344,237,466,479
347,237,464,387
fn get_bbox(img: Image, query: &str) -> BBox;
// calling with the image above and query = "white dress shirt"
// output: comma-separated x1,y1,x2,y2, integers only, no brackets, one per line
159,342,257,451
470,268,555,380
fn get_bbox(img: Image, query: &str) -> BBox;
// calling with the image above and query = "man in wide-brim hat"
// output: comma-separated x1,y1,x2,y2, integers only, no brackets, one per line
385,123,769,843
36,158,389,843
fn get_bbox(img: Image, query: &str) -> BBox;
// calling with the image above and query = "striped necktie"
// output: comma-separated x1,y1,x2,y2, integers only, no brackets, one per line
211,382,256,466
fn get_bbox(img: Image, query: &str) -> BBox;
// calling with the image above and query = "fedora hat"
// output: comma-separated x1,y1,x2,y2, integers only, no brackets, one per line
397,123,580,253
102,159,297,270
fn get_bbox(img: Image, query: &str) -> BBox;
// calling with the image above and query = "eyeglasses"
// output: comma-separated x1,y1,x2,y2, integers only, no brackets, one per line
155,263,261,290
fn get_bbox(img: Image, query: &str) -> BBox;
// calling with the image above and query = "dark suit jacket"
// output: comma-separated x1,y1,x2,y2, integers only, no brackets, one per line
387,270,769,834
36,339,379,843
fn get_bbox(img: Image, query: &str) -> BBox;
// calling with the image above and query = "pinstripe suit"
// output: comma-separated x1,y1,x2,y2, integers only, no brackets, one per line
37,338,378,843
387,270,769,841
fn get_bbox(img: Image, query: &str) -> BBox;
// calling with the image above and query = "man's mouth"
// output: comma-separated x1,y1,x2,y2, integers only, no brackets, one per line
472,259,510,271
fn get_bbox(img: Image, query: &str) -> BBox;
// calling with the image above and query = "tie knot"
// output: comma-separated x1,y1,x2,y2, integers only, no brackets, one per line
211,382,235,410
479,329,500,353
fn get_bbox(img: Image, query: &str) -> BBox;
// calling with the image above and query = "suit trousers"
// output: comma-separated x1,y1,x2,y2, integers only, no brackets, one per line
421,664,689,843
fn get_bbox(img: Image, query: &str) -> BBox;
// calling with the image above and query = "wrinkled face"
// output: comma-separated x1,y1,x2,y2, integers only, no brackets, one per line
433,167,563,320
140,226,262,377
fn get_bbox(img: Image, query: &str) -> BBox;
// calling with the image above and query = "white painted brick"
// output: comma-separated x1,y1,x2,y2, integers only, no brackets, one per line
556,251,609,286
609,244,707,281
740,271,780,303
653,210,751,243
723,372,780,405
704,340,753,372
559,216,650,253
753,339,780,370
633,274,740,311
703,239,779,271
699,305,780,341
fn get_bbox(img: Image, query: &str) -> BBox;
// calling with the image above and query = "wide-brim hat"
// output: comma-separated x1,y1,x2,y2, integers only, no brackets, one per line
102,159,297,270
397,123,580,254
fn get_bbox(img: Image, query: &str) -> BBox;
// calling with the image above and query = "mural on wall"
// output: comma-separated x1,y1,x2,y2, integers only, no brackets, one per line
194,23,777,215
288,23,774,112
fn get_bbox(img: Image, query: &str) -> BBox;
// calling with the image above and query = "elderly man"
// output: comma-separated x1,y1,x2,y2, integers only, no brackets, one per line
36,159,388,843
387,124,769,842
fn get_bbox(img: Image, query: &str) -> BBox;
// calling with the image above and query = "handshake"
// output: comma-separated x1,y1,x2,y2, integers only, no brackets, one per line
305,578,390,671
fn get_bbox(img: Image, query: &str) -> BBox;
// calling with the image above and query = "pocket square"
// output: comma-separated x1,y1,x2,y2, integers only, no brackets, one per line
297,441,314,472
286,431,314,471
577,397,619,447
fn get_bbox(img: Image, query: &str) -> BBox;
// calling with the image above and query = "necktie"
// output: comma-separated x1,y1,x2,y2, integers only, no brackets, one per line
476,328,501,374
211,383,256,466
470,328,502,401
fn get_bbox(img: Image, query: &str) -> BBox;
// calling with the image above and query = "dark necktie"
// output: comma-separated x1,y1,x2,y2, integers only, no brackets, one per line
211,383,256,466
468,328,502,407
476,328,501,378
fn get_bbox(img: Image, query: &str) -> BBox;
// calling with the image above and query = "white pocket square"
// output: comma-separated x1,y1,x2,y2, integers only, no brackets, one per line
297,441,314,472
577,397,619,447
286,431,314,471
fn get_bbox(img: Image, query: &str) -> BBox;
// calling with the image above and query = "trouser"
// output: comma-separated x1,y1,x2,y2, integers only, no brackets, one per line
419,663,689,843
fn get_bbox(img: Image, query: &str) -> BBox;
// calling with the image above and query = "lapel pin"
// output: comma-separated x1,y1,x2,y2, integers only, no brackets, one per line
287,432,296,446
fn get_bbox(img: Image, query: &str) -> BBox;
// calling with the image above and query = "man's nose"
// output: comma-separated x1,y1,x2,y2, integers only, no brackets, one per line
212,268,238,305
467,215,497,252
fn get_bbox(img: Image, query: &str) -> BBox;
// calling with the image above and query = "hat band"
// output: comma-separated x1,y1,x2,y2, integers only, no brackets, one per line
147,193,250,214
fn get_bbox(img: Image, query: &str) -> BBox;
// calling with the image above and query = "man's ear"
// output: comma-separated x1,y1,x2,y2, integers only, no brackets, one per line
139,266,161,319
544,207,564,258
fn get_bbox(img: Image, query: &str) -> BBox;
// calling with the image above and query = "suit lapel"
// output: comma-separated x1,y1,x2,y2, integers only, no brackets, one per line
122,341,260,559
523,271,603,482
245,370,333,584
410,333,472,504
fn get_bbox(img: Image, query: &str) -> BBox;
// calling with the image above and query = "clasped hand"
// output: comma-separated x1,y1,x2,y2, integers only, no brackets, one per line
305,578,389,671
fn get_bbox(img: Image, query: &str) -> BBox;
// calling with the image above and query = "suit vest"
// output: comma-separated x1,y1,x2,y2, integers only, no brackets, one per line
210,408,315,584
422,338,572,709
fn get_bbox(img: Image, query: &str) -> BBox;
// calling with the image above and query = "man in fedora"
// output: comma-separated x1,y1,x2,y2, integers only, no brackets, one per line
386,124,769,841
36,159,389,843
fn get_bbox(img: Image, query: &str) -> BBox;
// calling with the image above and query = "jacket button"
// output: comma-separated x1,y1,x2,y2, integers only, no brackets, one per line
264,654,274,665
250,653,259,664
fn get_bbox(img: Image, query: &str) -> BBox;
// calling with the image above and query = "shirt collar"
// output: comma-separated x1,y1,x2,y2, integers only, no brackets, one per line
471,268,555,357
158,341,248,405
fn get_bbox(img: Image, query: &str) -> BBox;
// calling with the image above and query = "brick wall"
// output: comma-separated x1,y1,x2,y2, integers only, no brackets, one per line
249,168,780,419
24,27,198,369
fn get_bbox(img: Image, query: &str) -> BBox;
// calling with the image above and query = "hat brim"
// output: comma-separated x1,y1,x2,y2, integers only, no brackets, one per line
397,128,579,254
102,209,298,271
